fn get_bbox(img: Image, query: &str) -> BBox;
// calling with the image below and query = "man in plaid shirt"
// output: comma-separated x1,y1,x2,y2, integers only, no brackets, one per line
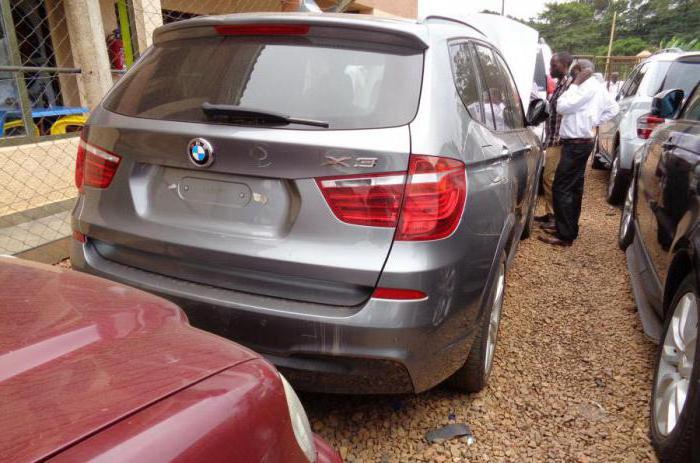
535,51,573,226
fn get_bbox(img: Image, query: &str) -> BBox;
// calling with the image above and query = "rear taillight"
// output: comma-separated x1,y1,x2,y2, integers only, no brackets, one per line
637,114,665,139
72,230,87,243
75,138,121,193
316,155,467,241
316,172,405,227
396,155,467,241
214,24,310,36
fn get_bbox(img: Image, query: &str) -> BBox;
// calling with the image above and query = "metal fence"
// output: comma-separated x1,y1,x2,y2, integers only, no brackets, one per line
0,0,83,259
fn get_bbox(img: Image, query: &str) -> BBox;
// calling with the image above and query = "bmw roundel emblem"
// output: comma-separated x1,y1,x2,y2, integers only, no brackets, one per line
187,138,214,167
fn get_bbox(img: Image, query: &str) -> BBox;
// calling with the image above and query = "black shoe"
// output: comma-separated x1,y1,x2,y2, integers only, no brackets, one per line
537,235,573,247
534,213,552,223
542,227,558,236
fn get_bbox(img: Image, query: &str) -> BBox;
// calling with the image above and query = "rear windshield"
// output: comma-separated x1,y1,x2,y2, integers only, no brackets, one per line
104,36,424,130
659,60,700,97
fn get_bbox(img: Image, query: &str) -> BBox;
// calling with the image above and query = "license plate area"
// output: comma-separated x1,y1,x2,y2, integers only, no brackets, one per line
130,164,298,238
178,177,252,207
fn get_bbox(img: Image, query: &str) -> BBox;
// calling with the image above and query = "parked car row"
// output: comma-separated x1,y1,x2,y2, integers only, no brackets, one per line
2,12,550,463
617,65,700,461
594,50,700,205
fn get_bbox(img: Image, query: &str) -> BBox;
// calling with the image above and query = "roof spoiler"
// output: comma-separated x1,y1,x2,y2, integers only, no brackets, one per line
153,14,429,51
423,15,486,37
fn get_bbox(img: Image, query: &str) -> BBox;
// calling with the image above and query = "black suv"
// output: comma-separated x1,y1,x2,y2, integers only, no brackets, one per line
619,82,700,462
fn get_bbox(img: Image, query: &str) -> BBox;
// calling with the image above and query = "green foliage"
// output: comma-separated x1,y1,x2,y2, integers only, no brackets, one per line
660,37,700,51
529,2,601,54
528,0,700,56
593,36,650,55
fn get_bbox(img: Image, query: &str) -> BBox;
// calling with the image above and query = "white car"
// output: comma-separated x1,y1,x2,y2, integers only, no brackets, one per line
595,50,700,205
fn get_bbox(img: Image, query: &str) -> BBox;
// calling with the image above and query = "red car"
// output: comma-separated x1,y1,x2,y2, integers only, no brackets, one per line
0,257,340,463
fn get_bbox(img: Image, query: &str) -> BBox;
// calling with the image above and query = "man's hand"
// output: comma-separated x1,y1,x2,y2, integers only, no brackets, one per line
573,69,593,86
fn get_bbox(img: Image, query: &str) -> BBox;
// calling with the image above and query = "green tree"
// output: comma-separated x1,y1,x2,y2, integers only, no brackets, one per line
530,0,699,56
529,2,601,54
593,36,650,55
621,0,697,44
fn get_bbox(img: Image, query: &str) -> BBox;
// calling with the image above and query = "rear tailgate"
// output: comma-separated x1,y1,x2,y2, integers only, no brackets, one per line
75,17,426,307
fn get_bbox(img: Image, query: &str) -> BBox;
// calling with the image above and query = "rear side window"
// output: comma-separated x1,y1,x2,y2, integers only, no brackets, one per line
625,63,647,97
639,61,671,97
493,52,525,129
474,44,521,131
104,37,424,130
449,42,484,123
659,60,700,98
618,67,637,97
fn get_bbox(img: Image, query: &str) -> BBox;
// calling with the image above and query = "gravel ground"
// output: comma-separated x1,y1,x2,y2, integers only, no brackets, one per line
302,166,658,462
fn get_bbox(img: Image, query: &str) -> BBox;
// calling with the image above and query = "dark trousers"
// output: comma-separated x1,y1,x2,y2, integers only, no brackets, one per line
553,141,594,242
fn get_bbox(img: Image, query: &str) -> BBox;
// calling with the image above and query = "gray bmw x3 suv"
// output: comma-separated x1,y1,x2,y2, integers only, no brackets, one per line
71,13,545,394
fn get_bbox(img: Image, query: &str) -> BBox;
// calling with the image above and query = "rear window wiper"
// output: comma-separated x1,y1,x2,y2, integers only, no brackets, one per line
201,102,329,128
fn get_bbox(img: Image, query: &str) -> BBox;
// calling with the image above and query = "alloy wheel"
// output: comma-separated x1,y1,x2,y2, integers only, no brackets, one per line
654,293,698,436
484,264,505,375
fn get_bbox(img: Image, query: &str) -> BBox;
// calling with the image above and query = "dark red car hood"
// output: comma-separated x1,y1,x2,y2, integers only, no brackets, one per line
0,258,258,462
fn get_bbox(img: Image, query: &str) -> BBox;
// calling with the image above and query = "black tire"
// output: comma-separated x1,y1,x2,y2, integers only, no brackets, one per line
618,179,635,250
650,273,700,462
607,145,629,206
520,193,537,240
448,256,506,392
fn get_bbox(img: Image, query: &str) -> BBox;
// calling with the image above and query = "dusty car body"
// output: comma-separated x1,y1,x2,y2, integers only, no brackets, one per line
0,257,339,462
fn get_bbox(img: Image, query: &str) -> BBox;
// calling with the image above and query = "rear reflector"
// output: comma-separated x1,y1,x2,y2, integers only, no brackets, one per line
72,230,87,243
316,172,405,227
396,155,467,241
75,138,121,192
637,114,665,139
214,24,310,36
316,155,467,240
372,287,427,300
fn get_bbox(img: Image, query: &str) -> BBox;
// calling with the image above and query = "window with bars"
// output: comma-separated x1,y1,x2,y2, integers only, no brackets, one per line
0,0,85,141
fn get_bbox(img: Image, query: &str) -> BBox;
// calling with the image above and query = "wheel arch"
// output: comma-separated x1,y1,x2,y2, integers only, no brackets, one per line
663,250,694,317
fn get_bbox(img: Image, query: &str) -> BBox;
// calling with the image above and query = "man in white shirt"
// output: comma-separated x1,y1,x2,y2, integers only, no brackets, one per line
606,72,623,98
539,59,619,246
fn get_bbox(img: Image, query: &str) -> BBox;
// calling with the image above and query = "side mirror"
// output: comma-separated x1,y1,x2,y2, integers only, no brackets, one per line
651,88,684,119
526,98,549,126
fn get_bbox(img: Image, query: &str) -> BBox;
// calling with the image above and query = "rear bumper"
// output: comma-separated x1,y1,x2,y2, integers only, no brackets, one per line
71,239,483,394
619,137,644,171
